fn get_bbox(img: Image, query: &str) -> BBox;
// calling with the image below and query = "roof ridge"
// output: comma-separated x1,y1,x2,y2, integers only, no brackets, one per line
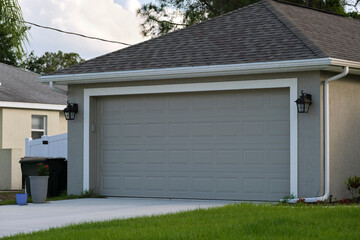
0,62,40,76
263,0,328,58
47,0,266,76
273,0,360,21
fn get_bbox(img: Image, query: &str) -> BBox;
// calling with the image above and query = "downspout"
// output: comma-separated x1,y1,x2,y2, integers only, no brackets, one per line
49,81,67,95
288,66,349,203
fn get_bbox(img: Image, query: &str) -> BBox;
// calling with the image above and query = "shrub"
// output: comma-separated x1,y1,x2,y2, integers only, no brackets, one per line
344,176,360,200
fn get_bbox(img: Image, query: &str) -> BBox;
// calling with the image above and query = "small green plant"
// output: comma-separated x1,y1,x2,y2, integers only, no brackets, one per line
37,163,49,176
280,193,296,203
78,189,104,198
344,176,360,201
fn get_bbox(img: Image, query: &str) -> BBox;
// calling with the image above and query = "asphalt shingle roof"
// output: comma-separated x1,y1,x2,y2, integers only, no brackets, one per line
0,62,67,104
49,0,360,76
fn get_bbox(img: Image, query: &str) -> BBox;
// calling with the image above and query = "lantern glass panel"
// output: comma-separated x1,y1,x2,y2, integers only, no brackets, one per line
70,112,76,120
297,104,304,113
64,111,70,120
304,103,310,113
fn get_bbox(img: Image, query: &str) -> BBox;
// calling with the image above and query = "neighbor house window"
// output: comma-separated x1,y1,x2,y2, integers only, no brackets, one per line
31,115,47,139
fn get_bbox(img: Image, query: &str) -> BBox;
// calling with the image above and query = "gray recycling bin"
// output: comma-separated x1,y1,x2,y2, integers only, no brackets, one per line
19,157,67,197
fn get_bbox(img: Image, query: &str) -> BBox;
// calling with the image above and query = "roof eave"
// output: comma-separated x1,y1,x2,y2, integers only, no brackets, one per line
0,101,66,110
39,58,360,85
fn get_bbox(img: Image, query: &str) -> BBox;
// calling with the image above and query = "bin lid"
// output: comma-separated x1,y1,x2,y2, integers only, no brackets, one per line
19,157,48,163
19,157,65,163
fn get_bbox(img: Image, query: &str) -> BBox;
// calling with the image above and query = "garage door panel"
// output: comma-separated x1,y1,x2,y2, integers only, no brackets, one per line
99,137,289,146
169,176,191,193
243,149,266,168
100,144,288,169
243,92,265,109
102,150,121,164
269,149,290,167
100,170,290,200
98,89,290,201
102,176,120,190
269,178,290,194
269,120,290,136
100,119,289,140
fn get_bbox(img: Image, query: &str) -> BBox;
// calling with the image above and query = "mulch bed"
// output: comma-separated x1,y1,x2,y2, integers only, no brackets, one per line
0,191,22,201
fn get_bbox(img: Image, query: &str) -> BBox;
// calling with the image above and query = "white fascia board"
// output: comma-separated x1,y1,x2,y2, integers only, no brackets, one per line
40,58,331,85
330,58,360,69
0,101,66,110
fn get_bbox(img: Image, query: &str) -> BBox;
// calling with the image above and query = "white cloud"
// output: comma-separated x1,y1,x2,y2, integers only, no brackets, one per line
126,0,142,13
19,0,149,60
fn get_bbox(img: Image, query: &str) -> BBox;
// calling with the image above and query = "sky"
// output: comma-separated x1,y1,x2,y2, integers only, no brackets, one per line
19,0,152,60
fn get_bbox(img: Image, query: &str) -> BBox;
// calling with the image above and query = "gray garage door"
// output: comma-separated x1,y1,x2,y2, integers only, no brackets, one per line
97,88,290,201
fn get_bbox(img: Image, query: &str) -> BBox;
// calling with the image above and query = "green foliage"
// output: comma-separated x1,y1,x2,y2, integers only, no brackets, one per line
280,193,296,203
0,27,18,65
346,11,360,20
37,163,49,176
78,189,104,198
137,0,358,37
137,0,260,37
0,0,29,66
21,51,85,75
344,175,360,200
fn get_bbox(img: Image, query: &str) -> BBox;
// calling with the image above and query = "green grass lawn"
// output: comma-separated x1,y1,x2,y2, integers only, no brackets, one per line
2,203,359,240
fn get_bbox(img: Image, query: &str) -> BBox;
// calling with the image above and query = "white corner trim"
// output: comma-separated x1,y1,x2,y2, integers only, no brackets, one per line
289,80,298,197
0,101,66,110
41,58,330,84
83,79,298,196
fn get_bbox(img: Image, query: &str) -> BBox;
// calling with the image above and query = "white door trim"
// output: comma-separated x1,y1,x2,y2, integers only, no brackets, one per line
83,78,298,197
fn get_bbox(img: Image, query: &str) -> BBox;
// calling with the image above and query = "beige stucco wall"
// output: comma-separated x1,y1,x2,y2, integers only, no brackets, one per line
0,108,67,190
0,148,22,190
0,149,11,190
322,73,360,200
1,108,67,151
66,71,323,199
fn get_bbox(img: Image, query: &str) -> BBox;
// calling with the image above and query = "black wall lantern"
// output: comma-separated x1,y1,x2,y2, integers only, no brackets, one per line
295,90,312,113
63,101,78,120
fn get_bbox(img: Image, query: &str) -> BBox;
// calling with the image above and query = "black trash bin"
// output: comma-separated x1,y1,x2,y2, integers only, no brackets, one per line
19,157,67,197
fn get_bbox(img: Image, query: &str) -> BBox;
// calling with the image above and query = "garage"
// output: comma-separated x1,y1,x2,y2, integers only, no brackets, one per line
96,88,290,201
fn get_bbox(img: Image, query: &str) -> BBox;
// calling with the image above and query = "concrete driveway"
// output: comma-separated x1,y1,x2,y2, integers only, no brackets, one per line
0,197,230,238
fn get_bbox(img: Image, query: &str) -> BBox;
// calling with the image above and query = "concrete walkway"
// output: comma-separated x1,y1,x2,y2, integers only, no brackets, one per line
0,198,230,238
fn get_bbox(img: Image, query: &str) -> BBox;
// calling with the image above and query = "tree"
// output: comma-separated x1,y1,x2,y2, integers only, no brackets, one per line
21,51,85,75
137,0,359,38
345,0,360,19
0,0,29,66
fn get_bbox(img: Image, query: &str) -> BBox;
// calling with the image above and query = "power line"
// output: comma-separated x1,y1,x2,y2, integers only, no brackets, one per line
0,14,132,46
